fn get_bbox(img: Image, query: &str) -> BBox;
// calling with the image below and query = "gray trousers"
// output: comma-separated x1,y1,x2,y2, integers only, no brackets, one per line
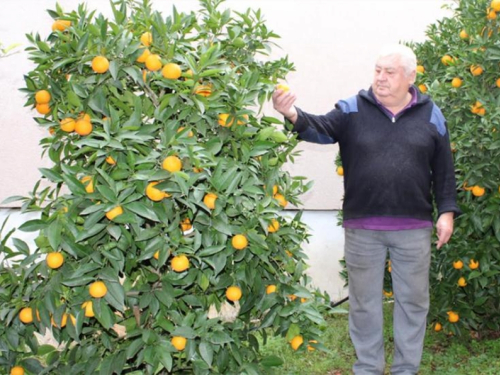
344,228,432,375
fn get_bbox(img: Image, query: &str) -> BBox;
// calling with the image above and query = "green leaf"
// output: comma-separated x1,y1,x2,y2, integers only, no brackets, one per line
19,219,47,232
199,341,214,367
126,202,159,222
39,168,63,183
47,218,62,250
260,355,284,367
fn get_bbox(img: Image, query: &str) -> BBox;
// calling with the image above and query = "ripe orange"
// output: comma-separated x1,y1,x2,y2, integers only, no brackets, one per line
416,65,425,73
492,0,500,12
145,54,162,71
89,280,107,298
470,65,483,76
194,84,212,97
218,113,234,127
226,286,242,301
177,126,194,137
171,336,187,351
10,366,24,375
266,285,277,294
60,118,76,132
451,77,463,88
458,277,467,287
180,218,192,232
441,55,453,65
81,176,94,194
171,255,190,272
336,166,344,176
91,56,110,74
469,259,479,269
136,48,151,63
231,234,248,250
276,83,290,93
19,307,33,324
162,155,182,172
453,260,463,269
487,9,497,20
51,313,75,328
418,84,427,93
105,155,116,165
78,112,91,122
46,252,64,269
307,340,318,351
290,335,303,350
146,181,169,201
75,119,93,136
36,103,51,115
459,29,469,39
35,89,51,104
496,78,500,88
472,185,485,197
106,206,123,220
237,114,249,125
447,311,459,323
268,218,280,233
203,193,218,209
82,301,95,317
140,31,153,46
162,63,182,79
52,20,71,32
434,322,442,332
383,290,393,298
153,251,160,260
274,193,288,207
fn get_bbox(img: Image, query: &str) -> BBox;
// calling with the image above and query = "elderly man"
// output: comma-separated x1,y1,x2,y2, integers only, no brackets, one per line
272,44,459,375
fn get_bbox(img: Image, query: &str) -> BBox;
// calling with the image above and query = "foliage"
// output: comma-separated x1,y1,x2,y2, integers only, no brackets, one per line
410,0,500,336
0,0,331,373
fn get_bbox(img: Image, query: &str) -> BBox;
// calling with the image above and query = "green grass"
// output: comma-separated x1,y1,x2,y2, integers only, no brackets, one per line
260,302,500,374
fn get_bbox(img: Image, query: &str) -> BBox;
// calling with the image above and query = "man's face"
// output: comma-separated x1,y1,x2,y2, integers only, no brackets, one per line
372,55,415,103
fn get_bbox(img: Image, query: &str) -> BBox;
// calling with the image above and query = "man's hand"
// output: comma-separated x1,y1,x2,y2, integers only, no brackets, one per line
436,212,454,249
272,89,298,124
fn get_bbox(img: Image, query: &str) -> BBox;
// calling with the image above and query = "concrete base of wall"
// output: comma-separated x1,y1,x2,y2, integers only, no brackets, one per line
0,208,347,301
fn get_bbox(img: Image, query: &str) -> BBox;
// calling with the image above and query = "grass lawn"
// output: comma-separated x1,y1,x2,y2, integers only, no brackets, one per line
260,302,500,374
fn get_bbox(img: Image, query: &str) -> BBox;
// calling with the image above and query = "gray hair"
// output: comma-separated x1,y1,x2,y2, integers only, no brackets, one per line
377,44,417,76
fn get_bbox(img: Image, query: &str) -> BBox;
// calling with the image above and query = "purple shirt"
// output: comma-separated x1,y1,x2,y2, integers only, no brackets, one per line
343,86,433,231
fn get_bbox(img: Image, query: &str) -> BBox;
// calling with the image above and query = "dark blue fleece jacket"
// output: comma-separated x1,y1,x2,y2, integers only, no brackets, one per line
292,86,459,221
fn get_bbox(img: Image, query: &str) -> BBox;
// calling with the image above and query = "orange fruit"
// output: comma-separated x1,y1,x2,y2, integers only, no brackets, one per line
78,112,91,122
469,259,479,269
51,313,75,328
487,9,497,20
146,181,169,201
46,252,64,269
177,127,194,137
140,31,153,46
268,218,280,233
105,206,123,221
276,83,290,93
180,218,192,232
496,78,500,88
336,166,344,176
307,340,318,351
477,107,486,116
416,65,425,73
162,155,182,172
19,307,33,324
171,255,190,272
89,280,107,298
472,185,485,197
441,55,453,65
194,84,212,97
36,103,51,115
458,277,467,287
82,301,95,317
266,285,277,294
459,29,469,39
289,294,297,301
290,335,303,350
60,118,76,132
226,286,242,301
105,155,116,165
81,176,94,194
418,84,427,93
10,366,24,375
145,54,162,71
91,56,110,74
203,193,218,209
35,89,51,104
136,48,151,63
237,114,249,125
52,20,71,32
383,290,393,298
153,251,160,260
75,119,93,136
447,311,459,323
171,336,187,351
274,193,288,207
492,0,500,12
434,322,442,332
218,113,234,127
451,77,462,88
470,65,483,76
232,234,248,250
453,260,463,269
162,63,182,79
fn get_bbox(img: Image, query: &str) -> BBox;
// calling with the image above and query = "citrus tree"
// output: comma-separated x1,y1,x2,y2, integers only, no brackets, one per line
0,0,331,373
409,0,500,336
